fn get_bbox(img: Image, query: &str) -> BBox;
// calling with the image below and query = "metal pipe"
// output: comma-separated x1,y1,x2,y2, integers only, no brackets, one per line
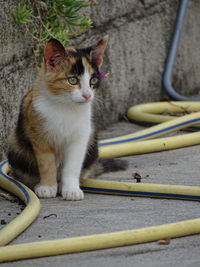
163,0,200,100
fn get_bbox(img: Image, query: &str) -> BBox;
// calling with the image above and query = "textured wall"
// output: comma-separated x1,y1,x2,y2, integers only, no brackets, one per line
76,0,200,127
1,0,200,160
0,0,35,160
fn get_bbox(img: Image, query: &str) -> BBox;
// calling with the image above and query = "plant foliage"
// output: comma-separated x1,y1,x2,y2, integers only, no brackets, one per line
12,0,92,63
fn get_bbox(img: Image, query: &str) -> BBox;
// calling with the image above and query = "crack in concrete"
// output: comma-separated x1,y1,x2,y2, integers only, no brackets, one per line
73,0,169,45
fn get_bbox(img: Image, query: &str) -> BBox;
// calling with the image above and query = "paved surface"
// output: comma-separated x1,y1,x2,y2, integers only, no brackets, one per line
1,121,200,266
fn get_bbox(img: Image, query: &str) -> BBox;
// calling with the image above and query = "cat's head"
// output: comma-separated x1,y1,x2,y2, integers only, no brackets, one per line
42,36,108,104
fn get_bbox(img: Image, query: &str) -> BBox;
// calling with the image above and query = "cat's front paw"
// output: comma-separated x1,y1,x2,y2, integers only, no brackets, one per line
34,184,57,198
61,186,84,201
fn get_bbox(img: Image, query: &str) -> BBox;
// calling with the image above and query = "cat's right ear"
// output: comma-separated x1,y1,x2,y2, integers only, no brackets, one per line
44,39,66,71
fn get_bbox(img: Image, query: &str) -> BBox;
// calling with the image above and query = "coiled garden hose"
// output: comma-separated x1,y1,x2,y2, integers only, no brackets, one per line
99,101,200,158
0,161,40,246
1,101,200,262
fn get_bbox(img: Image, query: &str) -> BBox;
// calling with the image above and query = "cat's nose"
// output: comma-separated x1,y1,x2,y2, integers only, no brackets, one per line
82,93,91,100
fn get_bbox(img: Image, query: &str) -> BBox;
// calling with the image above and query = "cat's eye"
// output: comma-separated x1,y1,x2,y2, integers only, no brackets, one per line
90,77,99,86
68,76,79,85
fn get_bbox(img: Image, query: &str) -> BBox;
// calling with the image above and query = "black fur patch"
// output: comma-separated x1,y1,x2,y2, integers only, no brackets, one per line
16,106,34,153
7,150,39,177
68,47,92,58
70,58,84,76
83,132,98,170
69,47,100,73
8,102,39,178
98,158,128,172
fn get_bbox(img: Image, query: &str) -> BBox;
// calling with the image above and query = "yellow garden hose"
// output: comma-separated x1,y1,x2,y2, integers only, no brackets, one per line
1,101,200,262
1,215,200,262
99,101,200,147
127,101,200,125
0,161,40,247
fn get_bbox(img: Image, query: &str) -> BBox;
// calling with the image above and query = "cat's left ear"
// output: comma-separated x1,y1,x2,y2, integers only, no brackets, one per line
90,35,109,67
44,39,67,71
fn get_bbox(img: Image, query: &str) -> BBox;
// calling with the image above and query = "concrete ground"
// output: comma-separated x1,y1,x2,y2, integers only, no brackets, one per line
1,121,200,267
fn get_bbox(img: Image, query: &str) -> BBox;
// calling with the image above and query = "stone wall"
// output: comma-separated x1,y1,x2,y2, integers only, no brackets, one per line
0,0,35,160
1,0,200,160
76,0,200,126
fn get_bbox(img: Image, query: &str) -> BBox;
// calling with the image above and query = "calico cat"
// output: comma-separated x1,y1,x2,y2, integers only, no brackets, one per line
7,36,127,201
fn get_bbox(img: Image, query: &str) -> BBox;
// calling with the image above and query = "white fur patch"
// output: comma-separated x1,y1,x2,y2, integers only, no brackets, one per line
33,94,92,150
34,184,57,198
61,186,84,201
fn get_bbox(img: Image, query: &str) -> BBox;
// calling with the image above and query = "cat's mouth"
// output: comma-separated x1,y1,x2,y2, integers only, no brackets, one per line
72,96,93,104
76,99,91,104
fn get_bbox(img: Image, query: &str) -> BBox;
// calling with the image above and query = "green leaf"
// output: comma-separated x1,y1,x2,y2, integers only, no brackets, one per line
11,0,92,66
12,2,33,24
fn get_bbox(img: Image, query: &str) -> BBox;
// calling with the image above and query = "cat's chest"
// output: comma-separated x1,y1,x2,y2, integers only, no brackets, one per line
34,99,92,146
46,109,81,137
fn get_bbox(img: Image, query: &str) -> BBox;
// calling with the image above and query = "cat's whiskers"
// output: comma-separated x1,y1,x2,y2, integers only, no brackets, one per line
93,95,104,111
